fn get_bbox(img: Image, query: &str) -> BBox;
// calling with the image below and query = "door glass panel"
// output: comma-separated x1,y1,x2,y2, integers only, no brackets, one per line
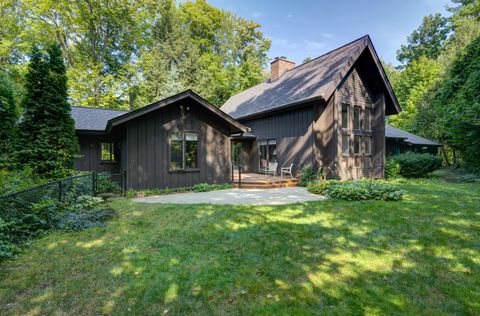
267,140,276,163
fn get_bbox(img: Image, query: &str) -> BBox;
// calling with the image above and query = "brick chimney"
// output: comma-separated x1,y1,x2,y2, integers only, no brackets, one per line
270,56,295,81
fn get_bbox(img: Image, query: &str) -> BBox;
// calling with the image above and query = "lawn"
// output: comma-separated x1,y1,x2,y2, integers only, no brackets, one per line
1,179,479,315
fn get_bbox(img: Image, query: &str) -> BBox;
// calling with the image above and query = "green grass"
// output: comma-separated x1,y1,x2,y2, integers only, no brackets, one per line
1,179,479,315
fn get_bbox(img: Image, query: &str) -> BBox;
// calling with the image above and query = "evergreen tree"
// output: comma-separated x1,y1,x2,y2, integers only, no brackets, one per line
16,44,78,177
0,71,17,167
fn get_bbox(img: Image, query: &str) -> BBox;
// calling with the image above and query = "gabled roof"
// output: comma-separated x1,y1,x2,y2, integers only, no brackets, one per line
221,35,401,119
386,124,440,146
107,90,248,133
71,106,128,132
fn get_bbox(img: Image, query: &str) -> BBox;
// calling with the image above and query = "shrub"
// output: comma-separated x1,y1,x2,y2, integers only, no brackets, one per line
192,183,233,192
456,173,480,183
0,193,112,261
299,166,316,186
385,158,401,179
96,174,121,194
55,209,116,231
308,179,403,201
0,168,49,195
74,195,104,210
391,153,442,178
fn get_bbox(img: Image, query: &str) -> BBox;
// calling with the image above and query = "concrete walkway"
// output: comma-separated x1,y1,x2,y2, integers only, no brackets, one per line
132,187,326,205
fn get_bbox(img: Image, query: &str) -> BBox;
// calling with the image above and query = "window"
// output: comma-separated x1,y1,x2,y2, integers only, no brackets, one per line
354,135,361,154
101,143,115,161
341,104,349,129
365,108,371,131
364,136,372,155
353,106,361,130
169,132,199,171
259,139,276,169
342,134,349,155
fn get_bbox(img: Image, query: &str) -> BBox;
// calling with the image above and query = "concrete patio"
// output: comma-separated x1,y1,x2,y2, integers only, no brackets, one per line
132,187,326,205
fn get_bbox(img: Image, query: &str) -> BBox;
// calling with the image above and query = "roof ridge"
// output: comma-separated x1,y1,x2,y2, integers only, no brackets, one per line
71,105,130,112
288,35,369,72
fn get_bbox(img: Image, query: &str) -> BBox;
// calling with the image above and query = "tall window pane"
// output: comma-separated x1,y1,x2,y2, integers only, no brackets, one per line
342,134,349,155
170,132,183,170
185,132,198,169
365,108,371,131
365,136,372,154
341,104,349,129
101,143,115,161
354,135,361,154
353,106,361,130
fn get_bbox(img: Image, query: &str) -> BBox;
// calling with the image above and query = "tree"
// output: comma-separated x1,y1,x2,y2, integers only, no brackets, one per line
388,56,442,132
16,44,78,177
0,71,17,167
138,0,270,107
397,13,451,66
429,35,480,170
302,57,313,64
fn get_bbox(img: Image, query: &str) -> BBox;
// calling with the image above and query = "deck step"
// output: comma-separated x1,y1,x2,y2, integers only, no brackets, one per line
233,180,299,189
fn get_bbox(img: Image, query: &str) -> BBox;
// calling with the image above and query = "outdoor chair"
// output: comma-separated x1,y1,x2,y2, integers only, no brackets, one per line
265,162,278,177
281,163,294,178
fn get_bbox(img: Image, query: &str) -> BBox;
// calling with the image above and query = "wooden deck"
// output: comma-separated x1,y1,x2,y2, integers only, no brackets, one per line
232,172,299,189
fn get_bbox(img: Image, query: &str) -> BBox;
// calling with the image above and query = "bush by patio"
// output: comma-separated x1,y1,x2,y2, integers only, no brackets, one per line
307,180,403,201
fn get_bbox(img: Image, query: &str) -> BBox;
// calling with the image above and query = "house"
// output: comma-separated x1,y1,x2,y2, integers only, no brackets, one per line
385,124,440,155
221,35,401,179
72,91,248,189
71,35,438,189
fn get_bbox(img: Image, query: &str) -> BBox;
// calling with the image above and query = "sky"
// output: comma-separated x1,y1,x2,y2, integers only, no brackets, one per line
208,0,451,66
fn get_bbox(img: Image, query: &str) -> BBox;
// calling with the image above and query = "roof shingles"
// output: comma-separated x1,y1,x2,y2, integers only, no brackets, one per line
71,106,128,131
221,36,368,119
386,124,440,146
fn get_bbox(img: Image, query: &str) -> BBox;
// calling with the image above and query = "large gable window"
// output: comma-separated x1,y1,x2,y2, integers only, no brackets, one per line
341,104,349,129
353,106,361,130
169,132,199,171
365,108,371,131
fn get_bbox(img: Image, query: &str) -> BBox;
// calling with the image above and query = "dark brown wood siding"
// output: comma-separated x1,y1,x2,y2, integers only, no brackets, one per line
334,65,385,179
240,106,315,176
75,134,120,173
125,100,232,190
313,95,336,177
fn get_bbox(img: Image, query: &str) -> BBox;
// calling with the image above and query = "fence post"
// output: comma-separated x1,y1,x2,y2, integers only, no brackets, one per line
58,180,62,202
92,172,96,196
123,170,127,196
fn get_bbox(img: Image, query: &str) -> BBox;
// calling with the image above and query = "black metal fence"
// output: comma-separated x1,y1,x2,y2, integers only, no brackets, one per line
0,172,126,219
0,173,96,209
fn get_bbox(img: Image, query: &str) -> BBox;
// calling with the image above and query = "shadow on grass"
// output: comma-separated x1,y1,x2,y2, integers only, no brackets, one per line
0,181,479,315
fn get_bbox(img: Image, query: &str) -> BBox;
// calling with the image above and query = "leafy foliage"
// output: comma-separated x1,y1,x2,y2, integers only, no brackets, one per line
96,174,122,194
298,165,316,187
0,168,48,195
307,180,404,201
387,56,442,132
385,158,401,179
428,35,480,171
1,0,270,109
191,182,233,192
0,191,114,260
15,44,78,178
0,71,18,168
397,13,451,66
138,0,270,107
390,152,442,178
